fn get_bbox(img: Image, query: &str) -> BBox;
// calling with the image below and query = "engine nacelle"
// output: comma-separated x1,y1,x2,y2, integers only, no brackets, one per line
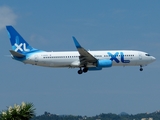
97,59,112,68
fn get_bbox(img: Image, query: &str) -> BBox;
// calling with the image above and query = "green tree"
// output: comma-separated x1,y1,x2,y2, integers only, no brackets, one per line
0,102,35,120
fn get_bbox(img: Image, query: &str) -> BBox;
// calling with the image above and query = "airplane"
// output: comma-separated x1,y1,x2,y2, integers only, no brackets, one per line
6,26,156,74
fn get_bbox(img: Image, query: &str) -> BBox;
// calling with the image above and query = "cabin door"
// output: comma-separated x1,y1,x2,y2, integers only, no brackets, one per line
139,53,142,60
34,55,39,64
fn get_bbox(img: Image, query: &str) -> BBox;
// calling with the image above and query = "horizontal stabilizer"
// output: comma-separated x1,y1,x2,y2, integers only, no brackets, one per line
9,50,25,58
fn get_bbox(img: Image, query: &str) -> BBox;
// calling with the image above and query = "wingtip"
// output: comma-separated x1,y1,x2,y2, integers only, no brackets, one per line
72,36,75,39
72,36,77,41
72,36,81,48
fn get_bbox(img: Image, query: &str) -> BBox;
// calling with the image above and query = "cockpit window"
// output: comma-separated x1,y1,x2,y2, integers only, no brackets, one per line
145,54,150,56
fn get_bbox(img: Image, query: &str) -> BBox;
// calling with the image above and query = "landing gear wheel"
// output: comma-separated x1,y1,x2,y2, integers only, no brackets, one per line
78,69,83,74
140,65,143,71
83,68,88,73
140,68,143,71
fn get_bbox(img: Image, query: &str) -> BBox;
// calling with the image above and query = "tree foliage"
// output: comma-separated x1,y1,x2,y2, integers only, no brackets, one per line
32,111,160,120
0,102,36,120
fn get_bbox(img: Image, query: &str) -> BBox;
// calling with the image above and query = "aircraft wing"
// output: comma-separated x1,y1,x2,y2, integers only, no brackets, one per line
72,37,97,66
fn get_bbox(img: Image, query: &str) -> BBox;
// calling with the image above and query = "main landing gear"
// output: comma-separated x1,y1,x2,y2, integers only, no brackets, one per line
140,65,143,71
78,67,88,74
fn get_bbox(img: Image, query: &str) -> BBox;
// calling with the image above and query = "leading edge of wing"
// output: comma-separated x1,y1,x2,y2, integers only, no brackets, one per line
72,36,97,63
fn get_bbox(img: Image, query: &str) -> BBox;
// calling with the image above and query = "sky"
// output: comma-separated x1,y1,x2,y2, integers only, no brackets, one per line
0,0,160,116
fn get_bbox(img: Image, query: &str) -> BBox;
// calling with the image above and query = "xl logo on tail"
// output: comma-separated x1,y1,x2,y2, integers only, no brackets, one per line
13,36,30,52
14,43,30,52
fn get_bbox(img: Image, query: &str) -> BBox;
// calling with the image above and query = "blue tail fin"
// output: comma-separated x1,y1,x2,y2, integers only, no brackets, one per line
6,26,37,54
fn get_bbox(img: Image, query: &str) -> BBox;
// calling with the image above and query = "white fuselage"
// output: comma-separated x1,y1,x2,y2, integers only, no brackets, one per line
6,26,156,74
21,50,155,68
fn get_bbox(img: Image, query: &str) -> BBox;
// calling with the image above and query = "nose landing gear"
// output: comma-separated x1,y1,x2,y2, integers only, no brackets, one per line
140,65,143,71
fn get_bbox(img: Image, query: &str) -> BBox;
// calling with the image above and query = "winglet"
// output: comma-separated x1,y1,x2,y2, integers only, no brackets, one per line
72,36,97,63
72,36,82,48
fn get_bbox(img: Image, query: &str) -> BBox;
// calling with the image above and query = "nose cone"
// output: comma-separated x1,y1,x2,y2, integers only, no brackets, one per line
152,56,156,61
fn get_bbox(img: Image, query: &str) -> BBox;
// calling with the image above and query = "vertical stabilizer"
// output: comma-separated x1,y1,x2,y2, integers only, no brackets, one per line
6,26,36,54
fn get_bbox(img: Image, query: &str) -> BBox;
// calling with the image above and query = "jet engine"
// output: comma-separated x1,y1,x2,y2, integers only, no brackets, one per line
97,59,112,67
